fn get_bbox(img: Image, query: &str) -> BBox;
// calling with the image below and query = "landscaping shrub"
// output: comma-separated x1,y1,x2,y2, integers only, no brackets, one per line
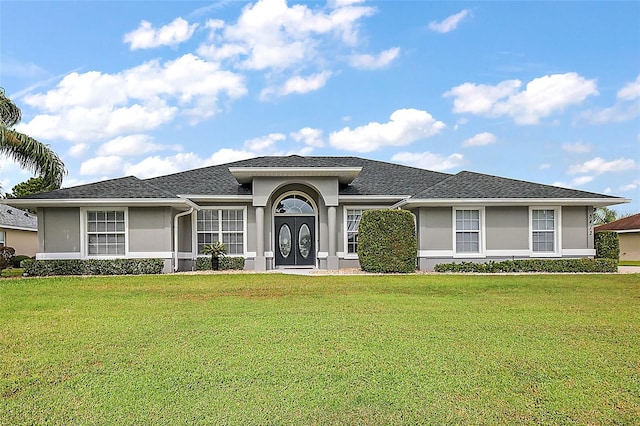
22,258,164,276
595,231,619,261
357,209,417,273
0,246,16,270
195,256,245,271
12,255,32,268
434,258,618,273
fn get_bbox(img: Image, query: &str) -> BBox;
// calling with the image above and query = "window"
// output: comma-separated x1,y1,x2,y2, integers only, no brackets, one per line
197,209,245,255
0,231,5,246
87,210,125,255
532,209,556,252
455,209,481,254
346,209,363,254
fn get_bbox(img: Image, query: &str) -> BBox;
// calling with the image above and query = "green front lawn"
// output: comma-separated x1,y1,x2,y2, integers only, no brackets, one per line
1,273,639,424
620,260,640,266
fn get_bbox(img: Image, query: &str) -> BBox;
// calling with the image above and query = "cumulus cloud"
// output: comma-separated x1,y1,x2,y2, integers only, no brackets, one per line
67,143,90,158
199,0,376,71
124,17,198,50
617,74,640,100
618,179,639,192
80,156,124,176
444,73,598,124
97,135,181,157
329,108,445,152
291,127,324,147
122,149,255,179
562,141,590,153
462,132,496,147
243,133,286,152
261,71,332,100
567,157,636,175
581,74,640,124
17,54,246,142
391,151,464,171
552,176,595,189
428,10,469,33
348,47,400,69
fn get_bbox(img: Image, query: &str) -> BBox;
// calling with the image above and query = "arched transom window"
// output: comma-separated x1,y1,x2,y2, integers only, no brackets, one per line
275,194,315,215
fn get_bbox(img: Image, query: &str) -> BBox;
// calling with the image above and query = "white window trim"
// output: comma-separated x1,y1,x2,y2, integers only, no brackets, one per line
343,206,378,259
529,206,562,257
80,207,129,259
452,207,486,258
192,206,248,258
0,230,5,246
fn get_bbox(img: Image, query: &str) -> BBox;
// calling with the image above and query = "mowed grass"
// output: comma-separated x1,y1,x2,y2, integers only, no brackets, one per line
1,273,639,425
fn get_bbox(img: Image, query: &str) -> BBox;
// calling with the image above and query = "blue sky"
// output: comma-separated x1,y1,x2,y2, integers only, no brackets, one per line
1,0,639,213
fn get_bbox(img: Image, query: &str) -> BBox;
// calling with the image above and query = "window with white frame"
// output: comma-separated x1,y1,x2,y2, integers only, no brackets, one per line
197,209,244,255
532,209,556,252
0,231,5,246
86,210,125,255
455,209,481,253
346,209,363,254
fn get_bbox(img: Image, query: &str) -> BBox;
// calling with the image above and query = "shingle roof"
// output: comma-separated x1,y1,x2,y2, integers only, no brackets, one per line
0,204,37,230
595,213,640,232
22,176,179,199
412,171,620,200
12,155,619,202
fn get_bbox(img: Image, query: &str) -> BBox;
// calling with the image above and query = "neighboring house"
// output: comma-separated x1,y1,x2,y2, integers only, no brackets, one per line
0,204,38,257
595,213,640,261
2,155,629,272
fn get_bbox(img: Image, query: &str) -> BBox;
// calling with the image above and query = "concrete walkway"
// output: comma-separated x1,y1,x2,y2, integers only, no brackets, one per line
618,266,640,274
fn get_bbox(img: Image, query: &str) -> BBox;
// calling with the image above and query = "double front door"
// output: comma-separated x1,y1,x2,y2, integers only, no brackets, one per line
274,216,315,266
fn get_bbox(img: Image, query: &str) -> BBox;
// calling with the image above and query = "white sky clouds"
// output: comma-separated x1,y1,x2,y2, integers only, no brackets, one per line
261,71,332,100
392,151,465,171
349,47,400,69
97,135,181,157
124,17,198,50
462,132,496,147
428,10,469,33
567,157,637,175
445,73,598,124
329,108,445,152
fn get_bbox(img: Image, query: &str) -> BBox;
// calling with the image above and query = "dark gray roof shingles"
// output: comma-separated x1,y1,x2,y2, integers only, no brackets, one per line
12,155,618,202
0,204,37,230
413,171,620,199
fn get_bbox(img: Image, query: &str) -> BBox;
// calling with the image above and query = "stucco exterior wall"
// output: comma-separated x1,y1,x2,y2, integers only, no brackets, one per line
418,207,452,250
1,228,38,256
128,207,172,253
485,206,529,250
39,207,81,254
562,206,589,249
619,233,640,261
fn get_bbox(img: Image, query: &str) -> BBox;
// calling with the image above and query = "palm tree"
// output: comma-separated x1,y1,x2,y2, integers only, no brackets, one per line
0,88,66,191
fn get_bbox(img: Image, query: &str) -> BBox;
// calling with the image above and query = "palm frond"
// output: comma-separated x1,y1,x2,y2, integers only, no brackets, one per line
0,128,67,189
0,88,22,128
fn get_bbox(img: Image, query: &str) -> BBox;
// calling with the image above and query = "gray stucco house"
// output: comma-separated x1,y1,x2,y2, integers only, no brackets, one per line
3,155,628,272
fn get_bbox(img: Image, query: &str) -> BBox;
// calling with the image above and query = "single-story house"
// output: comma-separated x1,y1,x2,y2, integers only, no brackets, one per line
595,213,640,261
0,204,38,257
3,155,629,272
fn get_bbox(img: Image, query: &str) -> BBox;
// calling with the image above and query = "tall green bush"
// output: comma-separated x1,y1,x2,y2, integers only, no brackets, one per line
595,231,619,261
357,209,417,273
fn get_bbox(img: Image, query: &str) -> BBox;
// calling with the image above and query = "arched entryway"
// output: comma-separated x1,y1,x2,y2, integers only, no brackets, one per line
273,192,316,267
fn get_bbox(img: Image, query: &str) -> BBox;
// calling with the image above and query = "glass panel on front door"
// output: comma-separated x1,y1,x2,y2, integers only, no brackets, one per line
298,224,311,259
279,224,292,258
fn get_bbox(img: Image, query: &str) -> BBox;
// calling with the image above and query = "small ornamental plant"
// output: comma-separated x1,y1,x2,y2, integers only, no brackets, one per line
202,241,227,271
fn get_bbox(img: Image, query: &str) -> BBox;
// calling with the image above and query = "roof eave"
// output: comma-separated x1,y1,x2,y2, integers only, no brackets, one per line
2,198,196,209
400,197,630,208
229,166,362,184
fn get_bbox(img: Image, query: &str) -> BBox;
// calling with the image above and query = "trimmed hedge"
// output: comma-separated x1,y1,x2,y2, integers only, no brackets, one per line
13,255,32,268
595,231,620,261
195,256,245,271
434,258,618,273
357,209,417,273
0,246,15,270
22,258,164,276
